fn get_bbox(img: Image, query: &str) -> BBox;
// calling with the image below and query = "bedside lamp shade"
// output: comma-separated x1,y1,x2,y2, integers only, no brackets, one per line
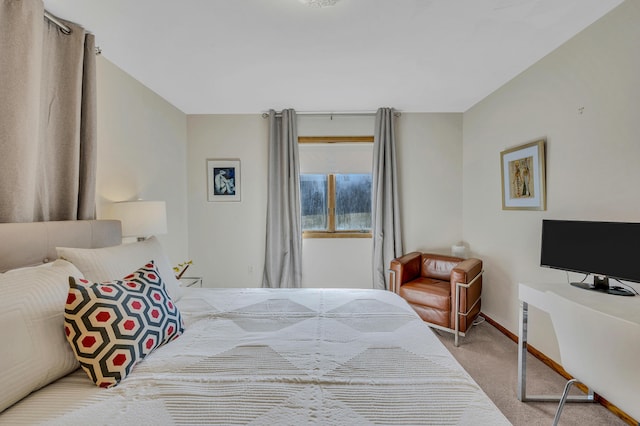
110,201,167,240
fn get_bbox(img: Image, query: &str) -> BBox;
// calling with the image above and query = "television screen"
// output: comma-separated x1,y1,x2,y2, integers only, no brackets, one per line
540,219,640,285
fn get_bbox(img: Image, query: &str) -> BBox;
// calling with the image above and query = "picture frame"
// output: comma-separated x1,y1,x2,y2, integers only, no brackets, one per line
500,140,546,210
207,159,241,202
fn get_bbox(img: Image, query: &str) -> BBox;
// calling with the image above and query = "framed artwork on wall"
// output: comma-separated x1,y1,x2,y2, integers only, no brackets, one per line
207,159,240,202
500,140,546,210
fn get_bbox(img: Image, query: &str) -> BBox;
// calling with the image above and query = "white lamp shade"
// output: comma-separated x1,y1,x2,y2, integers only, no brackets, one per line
452,243,468,259
110,201,167,238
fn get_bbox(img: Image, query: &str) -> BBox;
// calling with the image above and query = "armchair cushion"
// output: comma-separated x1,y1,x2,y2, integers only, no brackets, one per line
401,278,450,310
421,256,459,281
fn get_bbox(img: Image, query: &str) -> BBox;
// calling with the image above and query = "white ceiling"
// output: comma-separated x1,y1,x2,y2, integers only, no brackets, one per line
43,0,623,114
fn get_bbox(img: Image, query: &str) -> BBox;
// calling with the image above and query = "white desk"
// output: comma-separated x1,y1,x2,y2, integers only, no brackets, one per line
517,282,640,422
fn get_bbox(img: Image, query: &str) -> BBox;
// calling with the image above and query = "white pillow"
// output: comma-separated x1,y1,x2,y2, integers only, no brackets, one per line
0,260,83,413
56,237,184,302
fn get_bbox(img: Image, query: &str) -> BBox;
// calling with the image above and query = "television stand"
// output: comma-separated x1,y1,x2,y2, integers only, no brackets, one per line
570,282,634,296
570,276,635,297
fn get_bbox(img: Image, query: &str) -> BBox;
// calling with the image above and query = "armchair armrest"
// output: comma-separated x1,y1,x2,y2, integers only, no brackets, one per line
451,258,483,286
388,252,422,293
451,258,483,347
451,257,483,315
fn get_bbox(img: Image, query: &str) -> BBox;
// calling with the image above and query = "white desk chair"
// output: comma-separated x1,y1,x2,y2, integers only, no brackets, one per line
547,292,640,425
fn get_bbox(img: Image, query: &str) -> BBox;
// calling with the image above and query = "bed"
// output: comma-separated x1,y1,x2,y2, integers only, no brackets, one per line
0,220,510,425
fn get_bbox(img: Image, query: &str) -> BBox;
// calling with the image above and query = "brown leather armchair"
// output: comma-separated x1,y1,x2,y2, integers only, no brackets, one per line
389,252,483,346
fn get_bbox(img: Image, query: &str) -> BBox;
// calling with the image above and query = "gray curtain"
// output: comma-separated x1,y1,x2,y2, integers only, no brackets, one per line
262,109,302,288
372,107,403,290
0,0,97,223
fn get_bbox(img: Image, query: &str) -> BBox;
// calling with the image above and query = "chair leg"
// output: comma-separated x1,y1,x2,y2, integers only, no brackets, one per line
553,378,579,426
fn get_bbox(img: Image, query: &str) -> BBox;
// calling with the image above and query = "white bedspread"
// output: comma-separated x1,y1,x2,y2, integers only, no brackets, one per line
0,288,509,425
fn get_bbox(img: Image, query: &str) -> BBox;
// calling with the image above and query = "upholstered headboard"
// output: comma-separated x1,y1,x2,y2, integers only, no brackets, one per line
0,220,122,272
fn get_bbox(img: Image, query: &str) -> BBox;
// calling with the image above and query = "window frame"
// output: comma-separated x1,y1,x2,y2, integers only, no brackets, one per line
299,136,374,239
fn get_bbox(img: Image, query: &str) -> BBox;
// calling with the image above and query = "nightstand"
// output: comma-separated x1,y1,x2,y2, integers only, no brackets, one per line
179,276,203,288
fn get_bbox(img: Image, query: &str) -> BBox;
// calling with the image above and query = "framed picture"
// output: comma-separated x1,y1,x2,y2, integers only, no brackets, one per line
207,159,240,202
500,140,546,210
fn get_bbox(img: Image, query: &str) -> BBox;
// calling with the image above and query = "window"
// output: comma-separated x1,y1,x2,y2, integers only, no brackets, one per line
299,136,373,238
300,174,327,231
300,173,372,235
335,173,372,231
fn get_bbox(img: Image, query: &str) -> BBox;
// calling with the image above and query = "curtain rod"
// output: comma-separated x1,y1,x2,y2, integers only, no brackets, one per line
45,11,72,35
44,11,102,55
261,110,401,119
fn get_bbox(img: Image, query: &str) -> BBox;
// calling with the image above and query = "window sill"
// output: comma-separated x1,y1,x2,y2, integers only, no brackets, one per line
303,231,372,239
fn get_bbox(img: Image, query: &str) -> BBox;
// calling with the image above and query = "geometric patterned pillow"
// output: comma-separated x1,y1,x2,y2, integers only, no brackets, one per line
64,261,184,388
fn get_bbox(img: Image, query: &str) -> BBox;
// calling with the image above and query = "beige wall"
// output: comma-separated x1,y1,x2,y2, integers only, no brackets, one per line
186,113,464,288
186,115,269,287
462,0,640,362
398,113,463,255
95,56,189,266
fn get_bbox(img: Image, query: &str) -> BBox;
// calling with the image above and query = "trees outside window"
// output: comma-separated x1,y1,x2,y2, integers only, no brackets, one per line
301,173,371,236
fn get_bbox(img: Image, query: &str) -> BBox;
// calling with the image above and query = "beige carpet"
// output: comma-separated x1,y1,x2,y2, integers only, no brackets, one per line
435,319,627,426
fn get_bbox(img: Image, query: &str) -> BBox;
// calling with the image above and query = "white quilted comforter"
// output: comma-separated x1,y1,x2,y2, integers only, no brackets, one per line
0,288,510,425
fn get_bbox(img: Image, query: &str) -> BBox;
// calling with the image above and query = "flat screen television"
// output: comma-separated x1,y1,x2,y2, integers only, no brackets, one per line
540,219,638,296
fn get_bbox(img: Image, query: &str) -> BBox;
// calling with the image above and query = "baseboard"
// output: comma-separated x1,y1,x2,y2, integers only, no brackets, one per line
480,313,638,426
